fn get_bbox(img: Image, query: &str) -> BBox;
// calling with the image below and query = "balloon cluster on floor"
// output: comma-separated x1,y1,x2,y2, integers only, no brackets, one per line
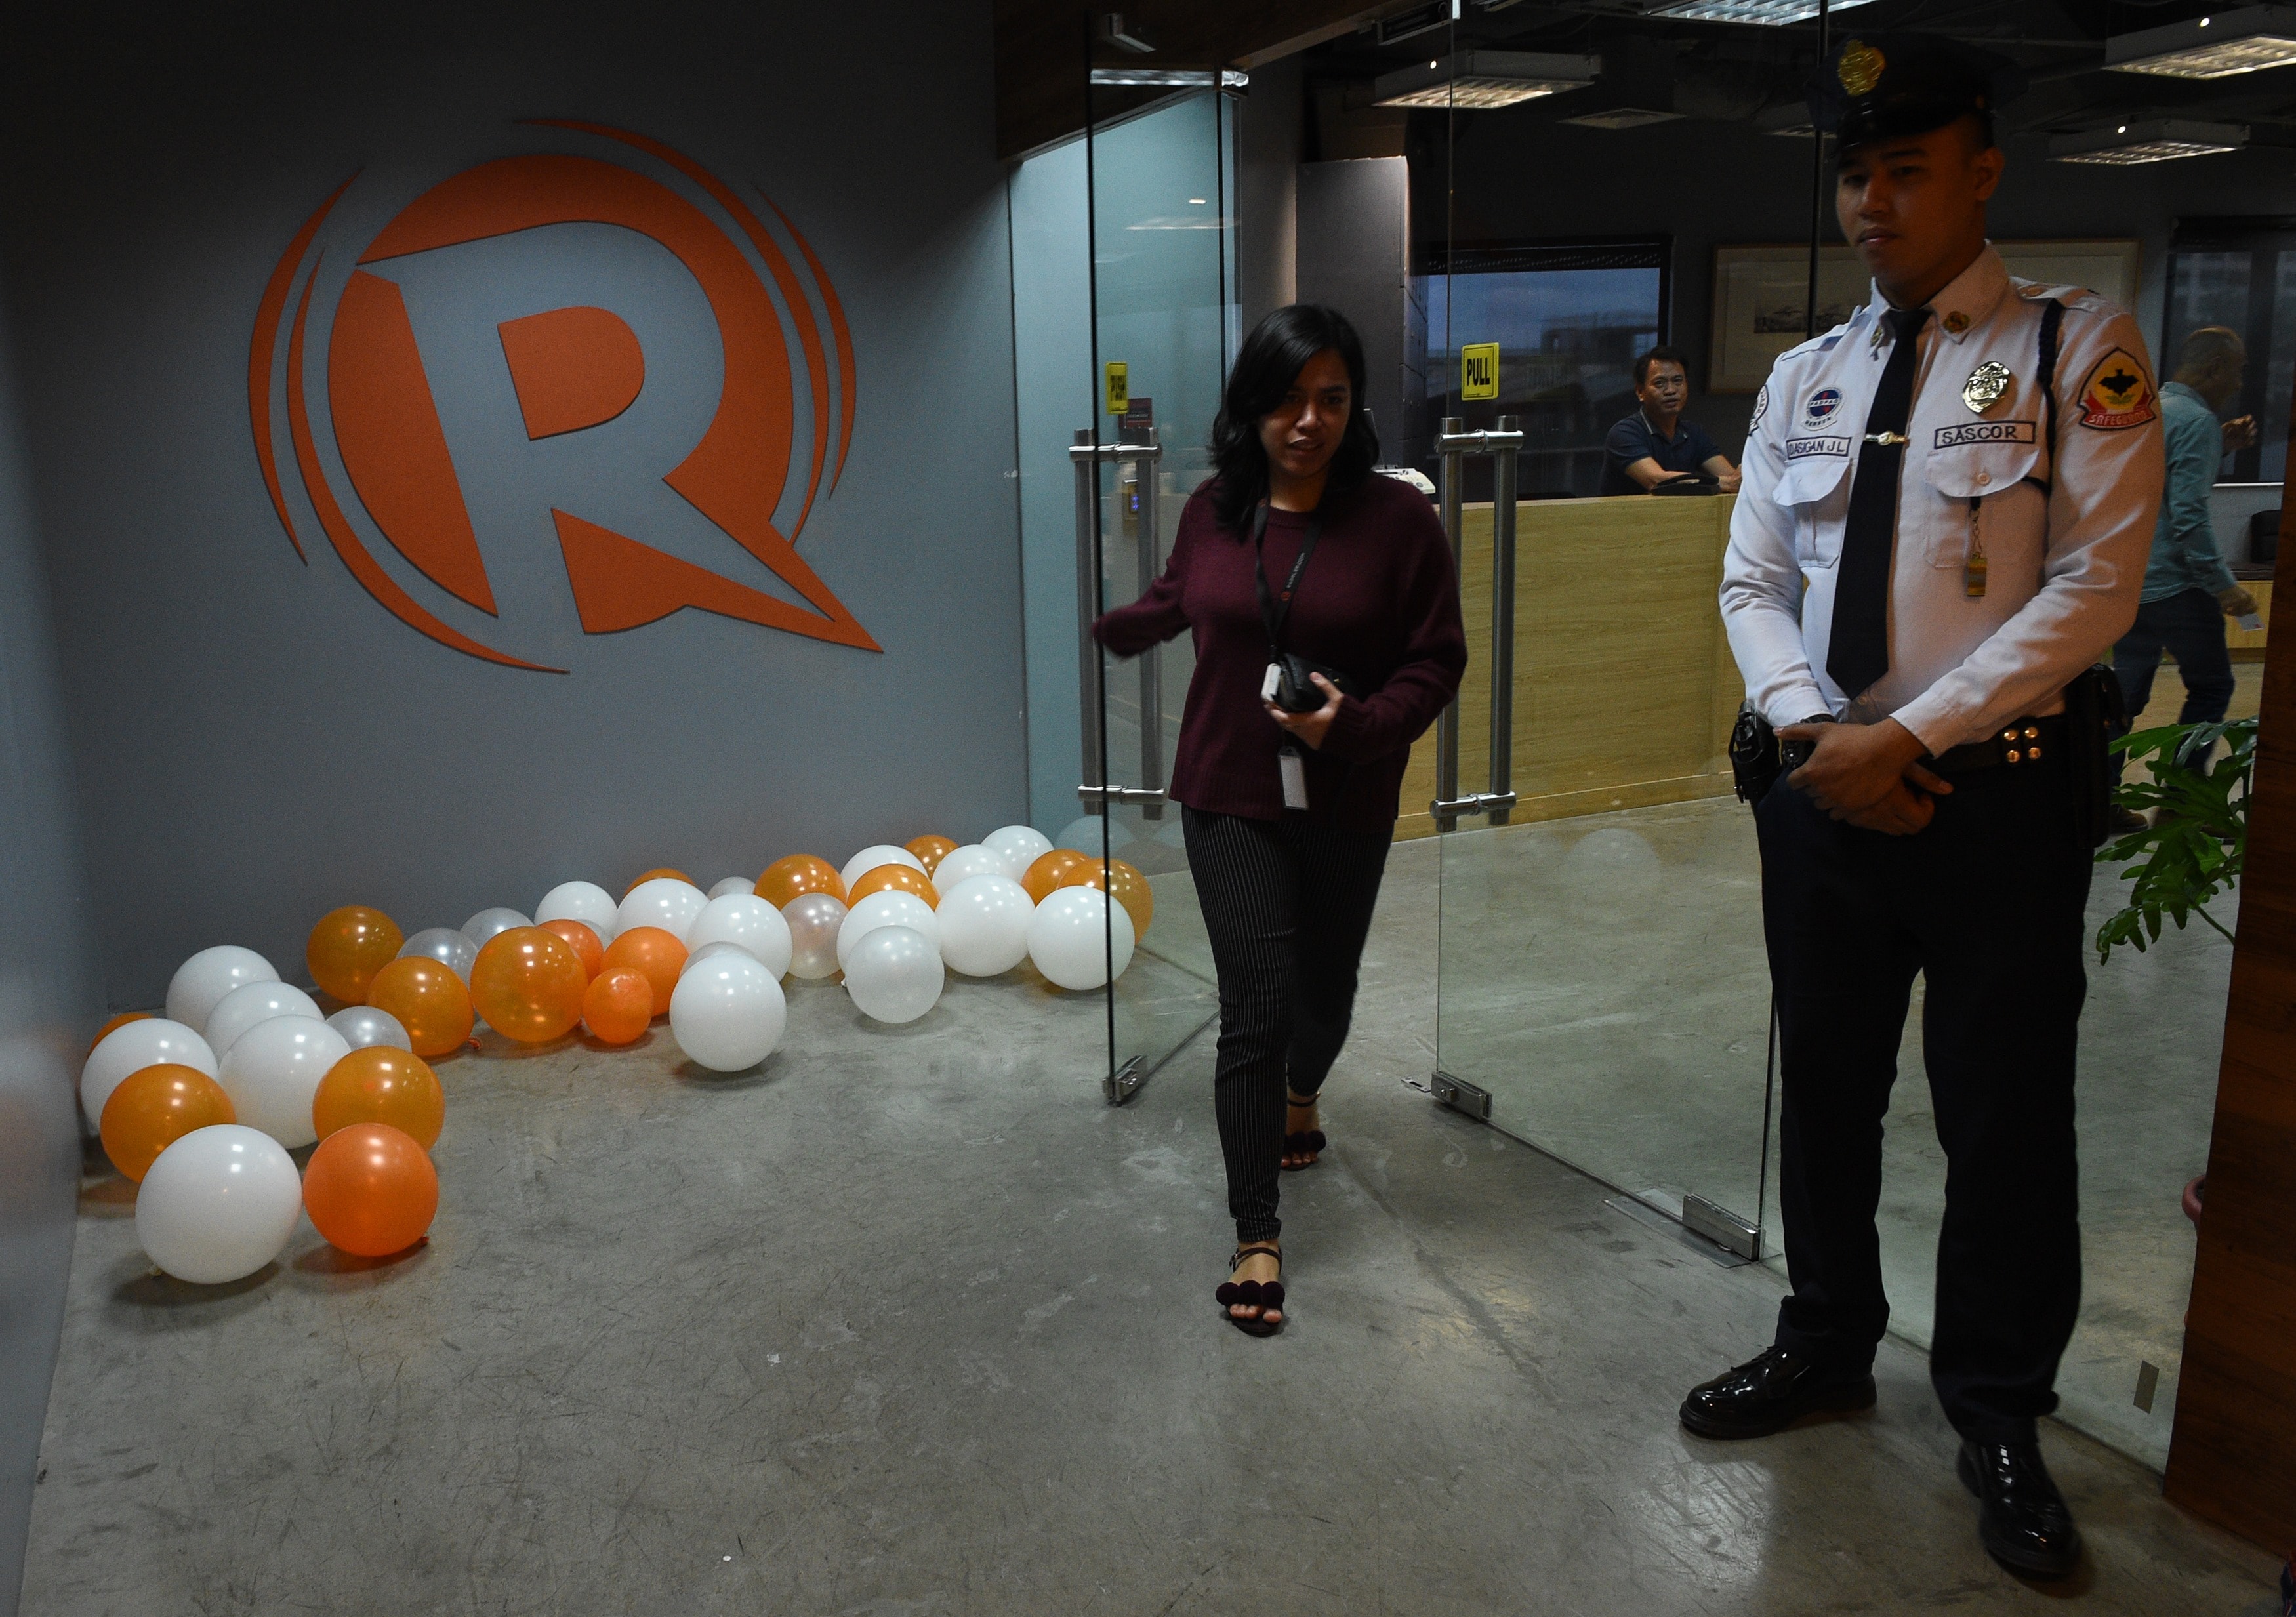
83,828,1152,1284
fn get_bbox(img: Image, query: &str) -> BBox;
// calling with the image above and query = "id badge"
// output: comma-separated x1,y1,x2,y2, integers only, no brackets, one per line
1278,742,1309,810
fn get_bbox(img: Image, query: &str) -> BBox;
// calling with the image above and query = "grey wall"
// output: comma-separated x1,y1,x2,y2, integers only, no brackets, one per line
1299,158,1414,461
0,287,101,1616
1413,111,2296,461
0,0,1025,1010
1237,58,1303,333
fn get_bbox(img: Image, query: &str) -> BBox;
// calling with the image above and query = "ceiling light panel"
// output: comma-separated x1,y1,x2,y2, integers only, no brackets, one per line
1372,50,1597,108
2108,6,2296,77
1650,0,1874,26
2048,119,2247,163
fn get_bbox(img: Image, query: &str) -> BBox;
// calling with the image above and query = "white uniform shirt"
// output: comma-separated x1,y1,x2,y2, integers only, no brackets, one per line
1721,244,2167,754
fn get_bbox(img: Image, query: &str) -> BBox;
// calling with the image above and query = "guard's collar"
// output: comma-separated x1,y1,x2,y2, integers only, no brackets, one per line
1866,243,2010,348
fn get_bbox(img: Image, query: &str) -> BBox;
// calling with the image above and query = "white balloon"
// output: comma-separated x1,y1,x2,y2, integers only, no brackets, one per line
983,825,1054,881
708,876,756,899
615,877,708,944
399,927,478,982
836,891,940,969
165,946,279,1034
203,981,323,1060
668,951,786,1072
687,893,794,978
838,844,926,892
843,925,945,1023
325,1005,411,1052
782,893,849,980
135,1124,302,1285
682,940,756,973
536,880,618,938
1054,813,1133,858
1027,886,1136,991
462,907,531,947
938,874,1036,977
216,1015,351,1149
81,1019,217,1128
931,844,1010,893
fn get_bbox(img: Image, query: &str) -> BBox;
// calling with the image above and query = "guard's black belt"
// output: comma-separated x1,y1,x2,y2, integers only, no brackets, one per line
1925,714,2068,775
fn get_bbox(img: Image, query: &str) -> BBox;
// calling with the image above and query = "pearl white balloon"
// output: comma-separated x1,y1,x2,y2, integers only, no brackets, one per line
983,825,1054,881
838,844,926,892
668,951,786,1072
782,893,849,980
203,981,323,1060
932,844,1010,893
399,927,478,983
938,874,1036,977
165,946,279,1035
325,1005,412,1052
536,880,618,938
135,1125,302,1285
687,893,794,979
682,940,756,973
615,877,708,944
708,876,756,899
216,1015,350,1149
843,925,945,1023
836,891,940,969
462,907,531,947
81,1019,216,1128
1027,886,1136,991
1054,813,1133,857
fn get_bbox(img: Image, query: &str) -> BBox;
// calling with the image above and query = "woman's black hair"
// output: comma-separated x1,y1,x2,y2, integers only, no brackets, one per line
1208,304,1380,533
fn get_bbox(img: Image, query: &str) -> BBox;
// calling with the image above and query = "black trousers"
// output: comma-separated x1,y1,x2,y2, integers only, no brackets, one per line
1757,756,2091,1443
2111,587,2235,779
1182,806,1392,1244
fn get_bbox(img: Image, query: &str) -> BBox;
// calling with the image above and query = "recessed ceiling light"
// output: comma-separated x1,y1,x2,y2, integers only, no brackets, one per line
1650,0,1875,25
2107,4,2296,76
1372,50,1599,108
1561,106,1683,130
2049,118,2247,163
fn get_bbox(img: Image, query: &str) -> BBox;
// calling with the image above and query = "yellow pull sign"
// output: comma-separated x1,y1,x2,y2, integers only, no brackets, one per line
1461,343,1500,401
1105,361,1129,416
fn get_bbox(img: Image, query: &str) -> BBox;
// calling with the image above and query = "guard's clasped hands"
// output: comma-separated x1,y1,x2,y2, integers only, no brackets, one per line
1778,716,1952,836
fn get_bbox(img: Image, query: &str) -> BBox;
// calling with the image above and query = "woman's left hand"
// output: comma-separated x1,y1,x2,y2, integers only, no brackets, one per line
1264,672,1344,751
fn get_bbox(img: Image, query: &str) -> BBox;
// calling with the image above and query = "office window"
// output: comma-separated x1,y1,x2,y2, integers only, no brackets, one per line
1420,239,1669,497
2164,220,2296,485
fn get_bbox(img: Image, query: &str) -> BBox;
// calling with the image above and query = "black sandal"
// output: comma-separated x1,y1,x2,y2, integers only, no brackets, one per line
1282,1091,1325,1172
1214,1243,1285,1336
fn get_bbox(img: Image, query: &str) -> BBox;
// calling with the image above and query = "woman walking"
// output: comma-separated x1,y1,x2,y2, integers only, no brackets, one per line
1094,305,1466,1335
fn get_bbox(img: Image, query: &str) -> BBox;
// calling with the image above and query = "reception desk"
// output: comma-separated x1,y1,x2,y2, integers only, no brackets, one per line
1396,495,1744,842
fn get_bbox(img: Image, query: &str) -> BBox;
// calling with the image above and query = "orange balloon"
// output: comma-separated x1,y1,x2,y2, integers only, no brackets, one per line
1024,848,1092,905
625,867,695,896
583,966,655,1044
312,1045,445,1149
98,1063,234,1181
365,956,475,1059
470,927,586,1044
305,905,405,1004
88,1010,152,1054
302,1122,439,1258
756,854,845,909
1075,857,1155,936
601,926,686,1017
849,863,940,909
905,834,958,875
539,917,605,979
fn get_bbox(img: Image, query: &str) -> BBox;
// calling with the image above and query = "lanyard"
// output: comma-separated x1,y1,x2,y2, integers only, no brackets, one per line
1251,501,1322,654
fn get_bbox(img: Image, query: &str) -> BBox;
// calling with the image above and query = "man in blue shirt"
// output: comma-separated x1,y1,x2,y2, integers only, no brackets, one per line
1599,346,1741,495
2110,325,2259,800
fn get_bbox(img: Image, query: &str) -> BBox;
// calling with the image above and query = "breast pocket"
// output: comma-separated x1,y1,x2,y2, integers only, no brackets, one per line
1773,448,1854,567
1918,422,2043,568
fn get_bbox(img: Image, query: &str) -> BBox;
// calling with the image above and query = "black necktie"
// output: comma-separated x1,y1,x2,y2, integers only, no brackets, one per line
1828,305,1931,698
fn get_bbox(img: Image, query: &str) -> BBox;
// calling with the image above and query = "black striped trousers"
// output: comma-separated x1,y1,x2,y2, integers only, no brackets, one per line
1181,806,1393,1244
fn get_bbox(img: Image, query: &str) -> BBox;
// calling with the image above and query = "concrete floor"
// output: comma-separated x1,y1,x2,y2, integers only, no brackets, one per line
22,840,2279,1613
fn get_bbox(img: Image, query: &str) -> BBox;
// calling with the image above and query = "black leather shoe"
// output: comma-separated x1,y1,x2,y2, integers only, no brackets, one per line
1958,1438,2081,1578
1679,1345,1877,1439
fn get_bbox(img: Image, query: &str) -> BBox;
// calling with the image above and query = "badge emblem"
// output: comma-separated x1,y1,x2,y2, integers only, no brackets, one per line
1942,310,1970,335
1805,387,1843,422
1838,39,1885,96
1752,383,1769,429
2076,348,2158,431
1962,360,2012,414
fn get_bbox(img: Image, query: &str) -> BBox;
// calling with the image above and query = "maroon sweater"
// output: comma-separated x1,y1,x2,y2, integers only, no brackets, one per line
1093,474,1467,833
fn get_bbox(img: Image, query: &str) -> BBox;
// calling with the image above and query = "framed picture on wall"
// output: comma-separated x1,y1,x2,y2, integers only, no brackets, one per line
1708,240,2142,392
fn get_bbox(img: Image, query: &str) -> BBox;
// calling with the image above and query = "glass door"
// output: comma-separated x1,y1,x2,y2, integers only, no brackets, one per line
1079,79,1236,1101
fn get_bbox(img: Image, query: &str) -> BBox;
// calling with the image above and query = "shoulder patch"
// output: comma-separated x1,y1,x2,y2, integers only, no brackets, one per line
2076,348,2157,431
1752,383,1769,429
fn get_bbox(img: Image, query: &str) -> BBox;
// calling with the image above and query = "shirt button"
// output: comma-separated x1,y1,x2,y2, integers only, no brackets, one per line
1975,471,1990,485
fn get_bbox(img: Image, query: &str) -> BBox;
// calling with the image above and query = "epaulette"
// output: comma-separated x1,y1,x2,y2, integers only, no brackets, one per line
2013,278,2111,316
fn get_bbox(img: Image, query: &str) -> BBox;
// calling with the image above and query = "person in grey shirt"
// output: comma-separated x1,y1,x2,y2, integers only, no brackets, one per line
2109,325,2260,810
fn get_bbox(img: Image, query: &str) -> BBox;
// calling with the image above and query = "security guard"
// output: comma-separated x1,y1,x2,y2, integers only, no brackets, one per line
1687,35,2165,1580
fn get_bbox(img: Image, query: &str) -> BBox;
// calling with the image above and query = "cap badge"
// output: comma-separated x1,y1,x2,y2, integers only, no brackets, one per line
1839,39,1886,96
1942,310,1970,335
1962,360,2013,414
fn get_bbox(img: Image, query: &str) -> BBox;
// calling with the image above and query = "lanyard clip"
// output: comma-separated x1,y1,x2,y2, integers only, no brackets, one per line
1864,431,1908,447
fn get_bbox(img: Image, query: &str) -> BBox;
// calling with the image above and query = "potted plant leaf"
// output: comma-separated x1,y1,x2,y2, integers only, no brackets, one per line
2094,716,2257,964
